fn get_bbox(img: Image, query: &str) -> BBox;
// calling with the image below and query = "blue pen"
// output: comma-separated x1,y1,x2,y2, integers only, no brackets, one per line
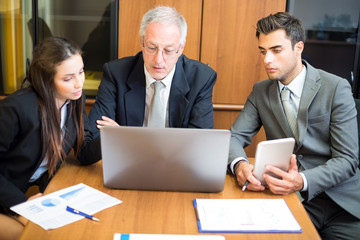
242,180,249,191
66,206,100,222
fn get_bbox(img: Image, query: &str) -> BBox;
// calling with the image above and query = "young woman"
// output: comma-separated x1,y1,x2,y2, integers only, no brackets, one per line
0,37,88,240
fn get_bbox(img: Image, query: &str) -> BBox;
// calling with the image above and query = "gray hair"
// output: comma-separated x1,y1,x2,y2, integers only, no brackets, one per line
139,6,187,46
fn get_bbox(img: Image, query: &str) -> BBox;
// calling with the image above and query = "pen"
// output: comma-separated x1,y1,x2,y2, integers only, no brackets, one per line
66,206,100,222
242,180,249,191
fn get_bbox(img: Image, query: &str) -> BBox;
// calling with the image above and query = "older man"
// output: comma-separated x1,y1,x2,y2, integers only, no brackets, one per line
81,6,216,163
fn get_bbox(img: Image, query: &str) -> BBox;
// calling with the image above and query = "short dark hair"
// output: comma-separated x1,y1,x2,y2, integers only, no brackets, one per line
256,12,305,47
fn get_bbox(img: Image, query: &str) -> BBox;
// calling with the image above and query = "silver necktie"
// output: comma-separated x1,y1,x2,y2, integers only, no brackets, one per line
281,87,298,139
148,81,165,128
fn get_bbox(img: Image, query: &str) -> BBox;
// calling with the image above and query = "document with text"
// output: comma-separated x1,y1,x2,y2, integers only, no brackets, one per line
11,183,122,230
194,199,302,233
113,234,225,240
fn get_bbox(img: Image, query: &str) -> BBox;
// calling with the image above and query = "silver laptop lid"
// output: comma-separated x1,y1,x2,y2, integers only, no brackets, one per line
100,126,230,192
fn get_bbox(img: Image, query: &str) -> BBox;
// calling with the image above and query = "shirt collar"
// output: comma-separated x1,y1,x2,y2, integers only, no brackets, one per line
278,65,307,98
145,65,176,88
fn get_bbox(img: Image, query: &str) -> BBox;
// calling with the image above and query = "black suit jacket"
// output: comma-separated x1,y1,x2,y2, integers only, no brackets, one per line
82,52,217,162
0,88,86,212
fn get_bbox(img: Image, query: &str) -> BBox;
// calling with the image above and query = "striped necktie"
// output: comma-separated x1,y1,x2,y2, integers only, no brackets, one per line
281,87,298,139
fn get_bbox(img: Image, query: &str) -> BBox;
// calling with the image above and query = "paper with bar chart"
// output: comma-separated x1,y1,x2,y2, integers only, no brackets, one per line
11,183,121,230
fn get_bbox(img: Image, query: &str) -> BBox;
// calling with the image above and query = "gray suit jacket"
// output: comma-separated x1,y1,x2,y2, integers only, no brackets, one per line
229,61,360,219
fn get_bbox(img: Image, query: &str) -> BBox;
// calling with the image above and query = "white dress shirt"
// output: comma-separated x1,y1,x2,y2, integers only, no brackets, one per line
143,65,175,127
278,65,308,191
278,65,306,112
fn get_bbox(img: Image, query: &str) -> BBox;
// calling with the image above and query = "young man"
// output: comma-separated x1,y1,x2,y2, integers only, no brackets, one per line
228,12,360,239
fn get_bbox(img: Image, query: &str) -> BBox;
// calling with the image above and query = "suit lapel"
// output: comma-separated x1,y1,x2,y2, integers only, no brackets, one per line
124,57,146,126
296,62,321,150
168,56,190,127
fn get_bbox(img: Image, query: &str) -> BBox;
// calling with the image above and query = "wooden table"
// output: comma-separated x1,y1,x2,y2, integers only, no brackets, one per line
19,158,320,240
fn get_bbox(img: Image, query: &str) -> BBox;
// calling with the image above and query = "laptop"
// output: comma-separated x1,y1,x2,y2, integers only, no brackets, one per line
100,126,230,192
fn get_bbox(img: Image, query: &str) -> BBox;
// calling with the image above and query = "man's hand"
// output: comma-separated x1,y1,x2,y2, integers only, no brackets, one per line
235,161,265,191
96,116,120,129
263,154,304,195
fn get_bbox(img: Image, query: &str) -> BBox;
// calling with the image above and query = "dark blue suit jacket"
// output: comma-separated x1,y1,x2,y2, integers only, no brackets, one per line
83,52,217,162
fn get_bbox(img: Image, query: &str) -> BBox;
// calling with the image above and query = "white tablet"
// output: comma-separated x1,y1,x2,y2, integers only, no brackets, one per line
253,138,295,186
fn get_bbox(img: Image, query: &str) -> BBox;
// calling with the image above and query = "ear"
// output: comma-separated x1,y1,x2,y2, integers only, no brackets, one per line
178,43,185,55
295,41,304,55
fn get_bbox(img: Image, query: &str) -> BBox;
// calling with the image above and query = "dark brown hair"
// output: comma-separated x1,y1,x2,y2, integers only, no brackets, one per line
23,37,84,176
256,12,305,48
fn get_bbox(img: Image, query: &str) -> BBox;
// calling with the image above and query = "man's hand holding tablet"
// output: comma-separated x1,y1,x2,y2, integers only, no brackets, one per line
253,138,295,186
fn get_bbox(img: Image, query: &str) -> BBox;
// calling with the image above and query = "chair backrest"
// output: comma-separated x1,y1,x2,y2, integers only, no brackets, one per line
354,98,360,169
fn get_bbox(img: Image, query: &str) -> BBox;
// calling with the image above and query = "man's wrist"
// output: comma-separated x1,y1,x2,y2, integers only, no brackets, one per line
299,172,308,191
234,161,241,174
230,158,249,175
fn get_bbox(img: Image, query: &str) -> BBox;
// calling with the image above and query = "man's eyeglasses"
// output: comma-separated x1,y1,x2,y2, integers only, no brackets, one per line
142,43,181,57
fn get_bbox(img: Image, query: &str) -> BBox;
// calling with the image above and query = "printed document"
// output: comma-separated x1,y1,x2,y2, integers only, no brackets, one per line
194,199,302,233
11,183,122,230
113,234,225,240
